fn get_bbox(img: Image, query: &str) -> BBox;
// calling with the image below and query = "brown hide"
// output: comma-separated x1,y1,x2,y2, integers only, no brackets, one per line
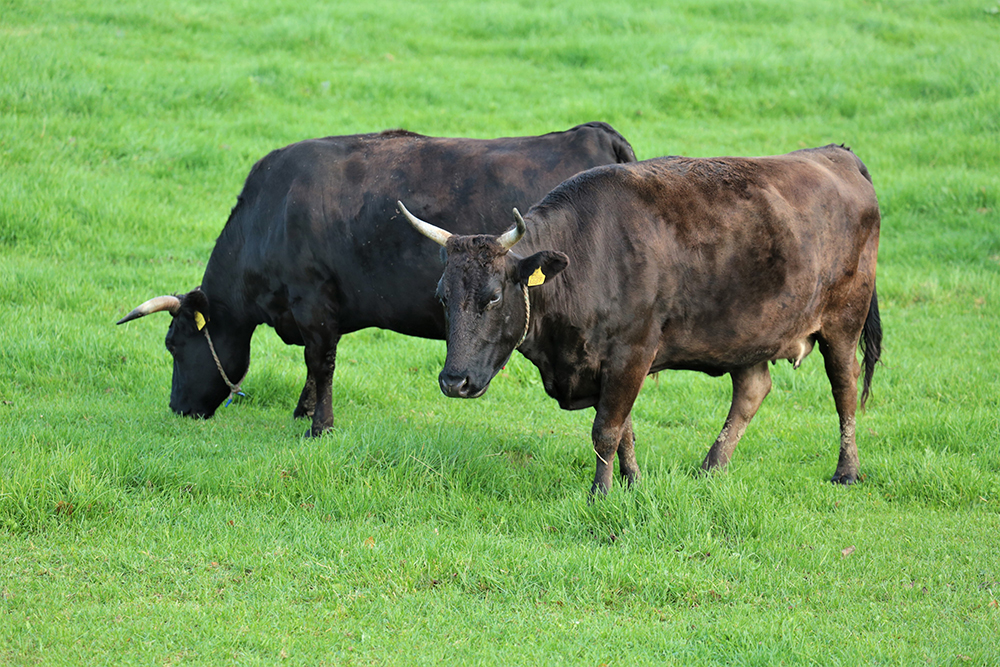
426,144,882,495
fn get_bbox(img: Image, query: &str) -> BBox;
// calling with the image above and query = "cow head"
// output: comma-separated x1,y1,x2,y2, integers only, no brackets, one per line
117,288,246,418
399,201,568,398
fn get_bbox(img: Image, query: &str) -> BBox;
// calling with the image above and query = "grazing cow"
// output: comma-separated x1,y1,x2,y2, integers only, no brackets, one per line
401,144,882,494
117,123,637,436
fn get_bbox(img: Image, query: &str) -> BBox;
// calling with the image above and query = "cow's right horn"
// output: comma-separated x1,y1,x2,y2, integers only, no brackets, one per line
398,201,452,247
497,208,526,250
117,295,181,325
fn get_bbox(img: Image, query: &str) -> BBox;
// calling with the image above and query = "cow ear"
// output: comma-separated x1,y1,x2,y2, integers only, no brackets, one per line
518,251,568,288
181,288,211,323
440,246,448,265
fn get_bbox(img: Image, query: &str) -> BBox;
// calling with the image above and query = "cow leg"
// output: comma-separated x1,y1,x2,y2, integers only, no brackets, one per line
701,361,772,472
819,338,862,484
616,414,641,488
591,362,649,497
293,372,317,419
591,409,633,497
302,333,341,437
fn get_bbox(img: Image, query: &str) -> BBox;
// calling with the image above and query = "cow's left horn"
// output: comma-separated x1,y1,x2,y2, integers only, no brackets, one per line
497,208,526,251
398,201,452,247
116,295,181,325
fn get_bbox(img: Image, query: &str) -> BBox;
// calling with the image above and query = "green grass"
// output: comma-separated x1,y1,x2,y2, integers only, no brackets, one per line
2,0,1000,664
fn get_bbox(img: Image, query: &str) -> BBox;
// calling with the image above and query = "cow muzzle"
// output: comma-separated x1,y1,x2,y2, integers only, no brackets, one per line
175,408,212,419
438,370,488,399
170,401,215,420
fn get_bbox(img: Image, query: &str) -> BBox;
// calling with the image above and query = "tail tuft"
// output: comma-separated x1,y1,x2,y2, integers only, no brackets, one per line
859,286,882,409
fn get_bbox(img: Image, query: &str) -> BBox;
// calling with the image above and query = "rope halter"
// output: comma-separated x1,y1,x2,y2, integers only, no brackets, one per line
202,326,248,407
515,283,530,349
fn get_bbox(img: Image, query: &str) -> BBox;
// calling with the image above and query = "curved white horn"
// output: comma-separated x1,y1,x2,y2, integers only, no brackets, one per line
497,208,526,251
116,295,181,325
398,201,452,247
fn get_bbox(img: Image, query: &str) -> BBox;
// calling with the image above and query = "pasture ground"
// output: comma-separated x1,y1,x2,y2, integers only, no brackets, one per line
2,0,999,664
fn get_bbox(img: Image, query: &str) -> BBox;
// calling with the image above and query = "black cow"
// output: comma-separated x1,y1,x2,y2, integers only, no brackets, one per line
401,144,882,495
117,123,637,435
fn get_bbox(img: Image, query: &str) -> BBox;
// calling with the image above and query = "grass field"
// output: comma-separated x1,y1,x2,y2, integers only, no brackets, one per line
2,0,999,664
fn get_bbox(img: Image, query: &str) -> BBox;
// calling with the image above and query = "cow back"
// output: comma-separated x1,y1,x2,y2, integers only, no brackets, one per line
200,123,637,339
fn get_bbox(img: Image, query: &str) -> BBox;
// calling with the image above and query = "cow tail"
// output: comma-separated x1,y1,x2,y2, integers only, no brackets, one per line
859,285,882,410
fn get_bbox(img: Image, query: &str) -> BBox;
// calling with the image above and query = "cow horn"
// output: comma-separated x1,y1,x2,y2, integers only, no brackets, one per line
497,208,526,250
398,201,452,247
116,295,181,325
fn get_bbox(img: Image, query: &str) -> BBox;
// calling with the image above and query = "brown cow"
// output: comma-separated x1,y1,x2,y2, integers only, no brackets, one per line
402,144,882,495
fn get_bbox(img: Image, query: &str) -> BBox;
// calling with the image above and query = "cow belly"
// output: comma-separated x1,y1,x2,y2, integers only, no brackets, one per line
654,324,819,375
337,294,444,339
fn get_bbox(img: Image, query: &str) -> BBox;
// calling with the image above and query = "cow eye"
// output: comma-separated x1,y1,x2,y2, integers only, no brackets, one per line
486,291,502,309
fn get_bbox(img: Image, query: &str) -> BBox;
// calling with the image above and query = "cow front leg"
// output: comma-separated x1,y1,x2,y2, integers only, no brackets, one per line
591,361,650,497
701,361,771,472
591,411,626,497
293,372,317,419
302,334,340,437
819,339,862,484
616,415,640,488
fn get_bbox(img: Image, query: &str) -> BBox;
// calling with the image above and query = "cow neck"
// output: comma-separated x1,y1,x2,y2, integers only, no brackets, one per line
508,219,556,353
199,268,255,407
504,220,565,372
498,283,530,373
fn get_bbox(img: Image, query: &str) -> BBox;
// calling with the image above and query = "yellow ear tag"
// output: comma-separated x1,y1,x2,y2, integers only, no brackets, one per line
527,267,546,287
194,311,207,331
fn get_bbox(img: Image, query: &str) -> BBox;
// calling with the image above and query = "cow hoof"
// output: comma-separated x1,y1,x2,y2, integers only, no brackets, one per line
588,483,610,501
830,472,857,485
697,464,726,478
305,425,333,438
292,408,314,420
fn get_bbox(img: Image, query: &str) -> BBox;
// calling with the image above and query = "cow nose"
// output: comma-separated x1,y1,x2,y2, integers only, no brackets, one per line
439,371,472,398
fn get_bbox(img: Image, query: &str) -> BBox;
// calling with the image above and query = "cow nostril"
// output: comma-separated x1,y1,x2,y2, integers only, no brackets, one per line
439,372,472,398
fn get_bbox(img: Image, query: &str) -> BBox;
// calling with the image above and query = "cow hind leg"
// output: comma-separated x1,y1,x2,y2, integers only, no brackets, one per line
701,361,772,472
818,337,862,484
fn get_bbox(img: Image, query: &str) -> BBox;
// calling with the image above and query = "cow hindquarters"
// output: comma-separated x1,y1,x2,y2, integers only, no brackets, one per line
701,361,772,472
